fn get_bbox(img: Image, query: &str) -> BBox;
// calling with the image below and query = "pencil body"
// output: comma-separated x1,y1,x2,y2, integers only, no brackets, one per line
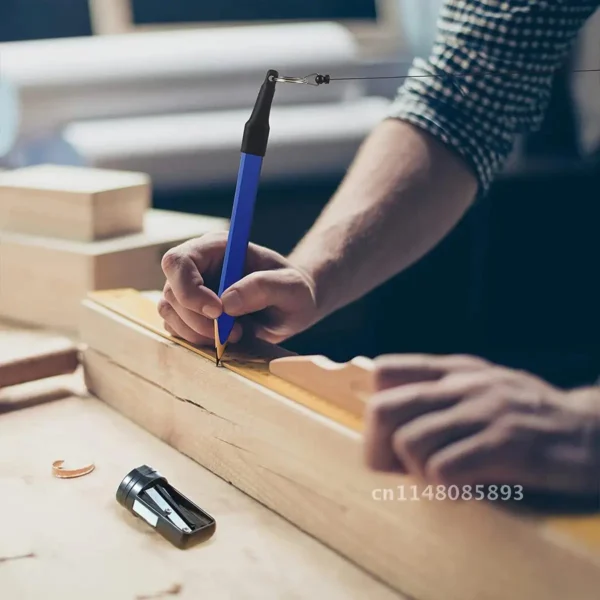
216,152,263,348
214,69,278,362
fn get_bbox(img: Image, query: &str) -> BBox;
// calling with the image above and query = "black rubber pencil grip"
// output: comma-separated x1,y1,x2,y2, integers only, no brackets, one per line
241,69,278,157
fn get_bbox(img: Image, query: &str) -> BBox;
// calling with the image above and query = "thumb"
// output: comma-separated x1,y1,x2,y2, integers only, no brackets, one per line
221,269,299,316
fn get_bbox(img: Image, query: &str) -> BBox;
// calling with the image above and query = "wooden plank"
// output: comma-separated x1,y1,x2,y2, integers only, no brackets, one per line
0,335,78,388
89,289,363,429
0,322,81,412
0,388,401,600
0,323,75,364
0,165,149,241
79,297,600,600
0,211,227,331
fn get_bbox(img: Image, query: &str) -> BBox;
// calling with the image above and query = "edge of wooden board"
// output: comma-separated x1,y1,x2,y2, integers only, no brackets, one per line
86,289,363,429
80,297,600,600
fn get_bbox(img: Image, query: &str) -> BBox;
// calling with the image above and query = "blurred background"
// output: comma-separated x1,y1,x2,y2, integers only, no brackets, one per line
0,0,598,388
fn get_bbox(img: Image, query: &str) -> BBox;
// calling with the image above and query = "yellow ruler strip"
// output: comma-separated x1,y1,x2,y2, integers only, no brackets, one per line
87,289,363,432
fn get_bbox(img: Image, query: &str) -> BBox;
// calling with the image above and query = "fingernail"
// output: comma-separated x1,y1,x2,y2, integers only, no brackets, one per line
203,305,221,319
222,290,242,314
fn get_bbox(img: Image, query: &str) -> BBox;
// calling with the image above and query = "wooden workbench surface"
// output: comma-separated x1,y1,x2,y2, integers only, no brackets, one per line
0,325,402,600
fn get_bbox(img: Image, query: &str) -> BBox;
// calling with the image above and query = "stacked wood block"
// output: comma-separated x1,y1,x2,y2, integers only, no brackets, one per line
0,164,228,331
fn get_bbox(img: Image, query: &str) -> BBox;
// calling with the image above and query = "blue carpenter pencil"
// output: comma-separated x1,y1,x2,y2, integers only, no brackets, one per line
214,152,263,354
214,69,278,364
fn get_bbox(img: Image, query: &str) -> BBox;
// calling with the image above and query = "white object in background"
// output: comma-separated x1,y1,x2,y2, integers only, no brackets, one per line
58,98,390,189
570,7,600,156
0,22,362,157
397,0,444,59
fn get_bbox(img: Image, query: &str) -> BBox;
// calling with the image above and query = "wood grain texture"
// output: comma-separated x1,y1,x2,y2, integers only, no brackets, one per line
0,387,400,600
88,289,362,430
80,297,600,600
0,211,227,331
0,165,149,241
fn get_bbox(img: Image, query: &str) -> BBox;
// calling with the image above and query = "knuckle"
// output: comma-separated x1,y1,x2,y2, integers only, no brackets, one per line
373,356,426,388
258,330,282,344
157,298,172,319
246,273,271,302
202,230,229,243
163,285,175,304
175,286,196,307
486,367,515,384
368,392,406,423
365,401,389,428
373,355,404,376
194,231,229,253
472,395,503,423
489,416,519,447
425,458,452,484
443,354,489,370
485,388,512,415
391,430,419,458
427,450,476,484
161,248,183,273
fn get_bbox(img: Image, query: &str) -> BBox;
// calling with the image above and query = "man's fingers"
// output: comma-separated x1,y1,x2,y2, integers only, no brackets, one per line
221,269,302,317
424,425,524,486
391,401,489,477
164,322,177,337
163,287,243,344
365,368,514,473
161,246,222,318
364,382,461,472
157,298,214,347
374,354,489,391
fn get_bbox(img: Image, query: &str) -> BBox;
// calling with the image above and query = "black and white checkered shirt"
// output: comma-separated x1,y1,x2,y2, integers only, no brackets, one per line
388,1,600,194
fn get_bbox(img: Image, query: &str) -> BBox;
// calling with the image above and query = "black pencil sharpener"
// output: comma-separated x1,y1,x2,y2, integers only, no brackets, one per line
117,465,216,549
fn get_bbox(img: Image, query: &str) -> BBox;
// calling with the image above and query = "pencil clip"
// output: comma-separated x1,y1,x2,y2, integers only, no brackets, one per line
269,73,330,86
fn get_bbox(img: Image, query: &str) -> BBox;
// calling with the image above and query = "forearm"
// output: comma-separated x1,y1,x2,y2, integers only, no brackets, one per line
289,118,477,317
290,0,596,319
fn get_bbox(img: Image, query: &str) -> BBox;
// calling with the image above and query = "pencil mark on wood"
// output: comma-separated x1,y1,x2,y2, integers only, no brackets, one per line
135,583,182,599
0,552,36,564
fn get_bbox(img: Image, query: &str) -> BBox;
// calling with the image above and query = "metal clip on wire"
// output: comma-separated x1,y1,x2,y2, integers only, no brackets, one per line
269,73,330,86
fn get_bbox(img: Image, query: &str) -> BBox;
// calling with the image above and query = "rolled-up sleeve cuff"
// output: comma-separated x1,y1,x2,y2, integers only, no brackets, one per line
385,60,512,195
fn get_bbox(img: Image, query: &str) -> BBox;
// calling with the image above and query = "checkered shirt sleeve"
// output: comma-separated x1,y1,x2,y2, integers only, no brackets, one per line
388,1,600,193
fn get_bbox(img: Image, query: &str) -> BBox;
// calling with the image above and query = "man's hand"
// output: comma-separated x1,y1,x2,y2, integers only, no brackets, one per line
158,232,320,347
365,354,600,495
